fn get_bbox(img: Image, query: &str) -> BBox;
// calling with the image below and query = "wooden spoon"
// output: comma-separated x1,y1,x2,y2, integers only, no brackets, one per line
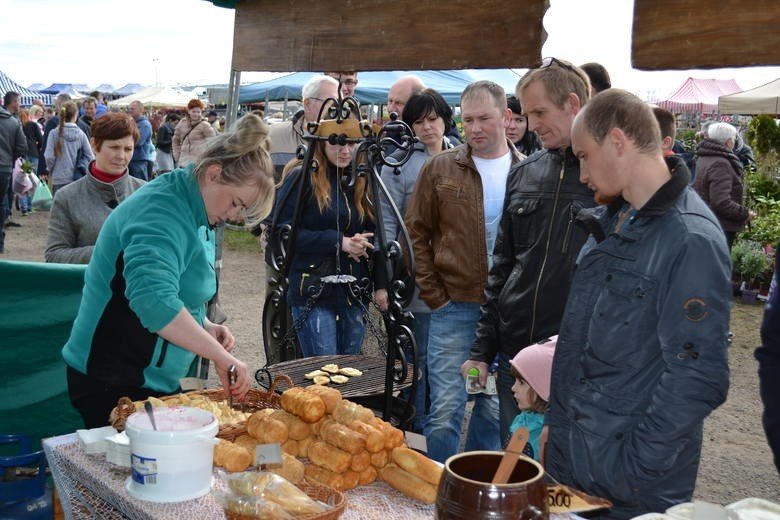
492,427,529,484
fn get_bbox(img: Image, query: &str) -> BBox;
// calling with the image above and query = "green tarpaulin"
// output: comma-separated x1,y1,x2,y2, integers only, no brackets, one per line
0,261,86,448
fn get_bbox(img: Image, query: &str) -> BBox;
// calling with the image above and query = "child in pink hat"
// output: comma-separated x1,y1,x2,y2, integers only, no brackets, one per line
508,336,557,464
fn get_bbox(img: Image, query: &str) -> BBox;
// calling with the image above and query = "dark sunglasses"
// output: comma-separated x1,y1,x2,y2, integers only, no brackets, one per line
540,57,577,73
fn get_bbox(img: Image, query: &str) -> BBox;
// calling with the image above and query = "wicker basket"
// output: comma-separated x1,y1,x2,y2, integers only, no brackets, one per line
109,375,293,441
223,479,346,520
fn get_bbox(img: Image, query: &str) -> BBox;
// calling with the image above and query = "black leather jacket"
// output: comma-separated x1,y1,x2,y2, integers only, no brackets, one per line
471,147,595,362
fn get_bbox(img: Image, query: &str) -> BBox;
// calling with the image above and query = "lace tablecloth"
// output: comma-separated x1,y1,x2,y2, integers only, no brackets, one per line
43,433,435,520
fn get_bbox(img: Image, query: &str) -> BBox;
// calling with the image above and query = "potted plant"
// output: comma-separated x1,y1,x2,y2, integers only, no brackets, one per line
732,240,771,304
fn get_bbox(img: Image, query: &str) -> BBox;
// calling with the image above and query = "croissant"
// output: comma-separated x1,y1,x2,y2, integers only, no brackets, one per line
308,440,352,473
320,421,367,455
269,409,312,441
214,440,253,472
305,384,342,414
247,412,289,444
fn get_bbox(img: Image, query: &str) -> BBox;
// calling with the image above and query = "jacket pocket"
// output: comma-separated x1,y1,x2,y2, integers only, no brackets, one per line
586,268,657,368
434,180,466,205
561,200,587,254
509,197,541,248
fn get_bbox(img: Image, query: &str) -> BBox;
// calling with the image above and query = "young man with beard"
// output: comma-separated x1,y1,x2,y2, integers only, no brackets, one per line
547,89,731,518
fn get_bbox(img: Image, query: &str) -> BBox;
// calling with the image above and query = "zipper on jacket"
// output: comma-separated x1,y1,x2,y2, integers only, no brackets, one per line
529,160,565,343
561,203,576,254
155,339,170,368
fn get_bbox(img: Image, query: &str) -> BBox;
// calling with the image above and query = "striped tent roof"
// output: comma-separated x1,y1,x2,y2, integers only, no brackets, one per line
0,70,51,106
658,78,741,115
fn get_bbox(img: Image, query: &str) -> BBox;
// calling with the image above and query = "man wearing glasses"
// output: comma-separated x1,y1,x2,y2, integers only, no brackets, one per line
326,71,359,98
268,74,339,181
463,58,596,444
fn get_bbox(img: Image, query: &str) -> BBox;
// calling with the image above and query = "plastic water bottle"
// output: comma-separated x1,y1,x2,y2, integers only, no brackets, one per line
466,367,482,394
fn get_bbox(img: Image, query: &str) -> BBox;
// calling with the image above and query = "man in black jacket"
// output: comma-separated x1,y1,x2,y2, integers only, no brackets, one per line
462,58,595,440
756,243,780,473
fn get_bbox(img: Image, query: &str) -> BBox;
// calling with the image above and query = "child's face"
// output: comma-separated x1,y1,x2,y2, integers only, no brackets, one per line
512,377,536,410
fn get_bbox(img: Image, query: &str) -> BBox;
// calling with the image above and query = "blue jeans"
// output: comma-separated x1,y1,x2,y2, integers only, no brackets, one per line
128,160,149,181
290,302,365,357
0,172,9,250
424,301,500,463
403,311,430,432
498,352,521,447
19,193,31,213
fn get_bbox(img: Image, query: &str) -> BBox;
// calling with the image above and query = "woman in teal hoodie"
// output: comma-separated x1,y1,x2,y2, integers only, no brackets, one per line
62,114,274,428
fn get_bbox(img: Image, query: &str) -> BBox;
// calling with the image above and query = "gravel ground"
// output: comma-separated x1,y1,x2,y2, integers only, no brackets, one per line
4,208,779,506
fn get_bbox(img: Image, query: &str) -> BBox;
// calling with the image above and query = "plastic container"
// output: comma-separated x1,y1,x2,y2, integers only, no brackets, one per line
124,406,218,503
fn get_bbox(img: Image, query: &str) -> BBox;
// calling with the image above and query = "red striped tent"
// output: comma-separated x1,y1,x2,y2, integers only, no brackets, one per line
658,78,742,115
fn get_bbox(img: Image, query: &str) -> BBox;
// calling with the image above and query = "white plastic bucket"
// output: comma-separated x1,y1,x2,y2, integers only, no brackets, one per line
124,406,218,502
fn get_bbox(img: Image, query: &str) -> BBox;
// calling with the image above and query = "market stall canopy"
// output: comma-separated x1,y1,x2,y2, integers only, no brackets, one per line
113,83,145,96
228,0,546,71
111,85,196,108
210,0,779,72
240,69,523,105
27,83,46,91
92,83,115,93
0,70,51,106
632,0,780,69
657,78,741,115
55,85,87,100
40,83,73,95
719,78,780,115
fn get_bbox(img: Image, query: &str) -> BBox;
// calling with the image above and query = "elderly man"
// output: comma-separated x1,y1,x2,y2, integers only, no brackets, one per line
387,75,426,120
406,80,524,463
463,58,595,441
547,89,731,518
268,75,339,180
128,100,153,181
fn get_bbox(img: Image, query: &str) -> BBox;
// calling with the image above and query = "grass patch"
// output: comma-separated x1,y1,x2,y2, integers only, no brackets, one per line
224,227,262,253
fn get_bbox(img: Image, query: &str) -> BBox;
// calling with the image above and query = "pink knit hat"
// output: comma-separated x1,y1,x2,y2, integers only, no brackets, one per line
509,335,557,402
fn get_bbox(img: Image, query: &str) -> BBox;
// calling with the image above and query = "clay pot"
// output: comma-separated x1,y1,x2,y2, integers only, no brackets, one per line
436,451,548,519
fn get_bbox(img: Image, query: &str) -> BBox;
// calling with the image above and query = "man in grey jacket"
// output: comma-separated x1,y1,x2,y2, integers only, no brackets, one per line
0,93,27,253
547,89,731,518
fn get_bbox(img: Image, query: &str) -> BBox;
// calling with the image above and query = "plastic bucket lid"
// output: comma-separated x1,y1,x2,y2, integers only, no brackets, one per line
125,406,218,444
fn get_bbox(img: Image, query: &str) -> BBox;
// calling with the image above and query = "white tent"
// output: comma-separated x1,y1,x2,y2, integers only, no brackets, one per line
111,86,194,108
719,78,780,115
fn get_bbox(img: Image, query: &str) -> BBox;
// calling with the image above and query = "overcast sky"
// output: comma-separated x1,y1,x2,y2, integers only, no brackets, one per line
3,0,779,99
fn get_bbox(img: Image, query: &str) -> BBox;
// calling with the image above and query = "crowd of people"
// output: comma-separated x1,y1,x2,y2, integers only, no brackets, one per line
0,60,777,519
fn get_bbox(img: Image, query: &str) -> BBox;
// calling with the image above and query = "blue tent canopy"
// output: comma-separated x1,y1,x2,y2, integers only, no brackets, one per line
40,83,72,95
239,69,524,105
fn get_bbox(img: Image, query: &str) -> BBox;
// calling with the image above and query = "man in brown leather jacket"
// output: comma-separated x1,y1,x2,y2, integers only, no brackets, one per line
406,80,524,463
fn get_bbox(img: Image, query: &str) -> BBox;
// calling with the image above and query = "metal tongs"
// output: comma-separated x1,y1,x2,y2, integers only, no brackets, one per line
227,364,237,409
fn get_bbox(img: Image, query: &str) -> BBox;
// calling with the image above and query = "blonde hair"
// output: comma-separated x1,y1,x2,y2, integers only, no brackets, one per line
55,101,78,158
28,105,43,119
194,114,274,226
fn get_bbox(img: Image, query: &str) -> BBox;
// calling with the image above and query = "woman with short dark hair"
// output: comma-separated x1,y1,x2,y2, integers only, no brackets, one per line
46,112,144,264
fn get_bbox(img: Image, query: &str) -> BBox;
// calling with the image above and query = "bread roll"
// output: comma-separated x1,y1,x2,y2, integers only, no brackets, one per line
305,384,342,413
308,440,351,473
370,449,389,468
320,421,367,455
369,416,404,449
391,446,443,486
281,439,298,456
297,436,314,458
311,417,332,437
332,400,374,425
269,409,312,440
348,421,385,453
234,434,258,452
379,465,437,504
247,412,289,444
281,387,326,423
350,450,371,472
214,440,253,472
305,463,344,490
268,452,305,484
341,469,360,491
358,465,378,486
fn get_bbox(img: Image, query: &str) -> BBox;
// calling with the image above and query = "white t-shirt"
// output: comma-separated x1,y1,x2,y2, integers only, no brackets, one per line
472,151,512,269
